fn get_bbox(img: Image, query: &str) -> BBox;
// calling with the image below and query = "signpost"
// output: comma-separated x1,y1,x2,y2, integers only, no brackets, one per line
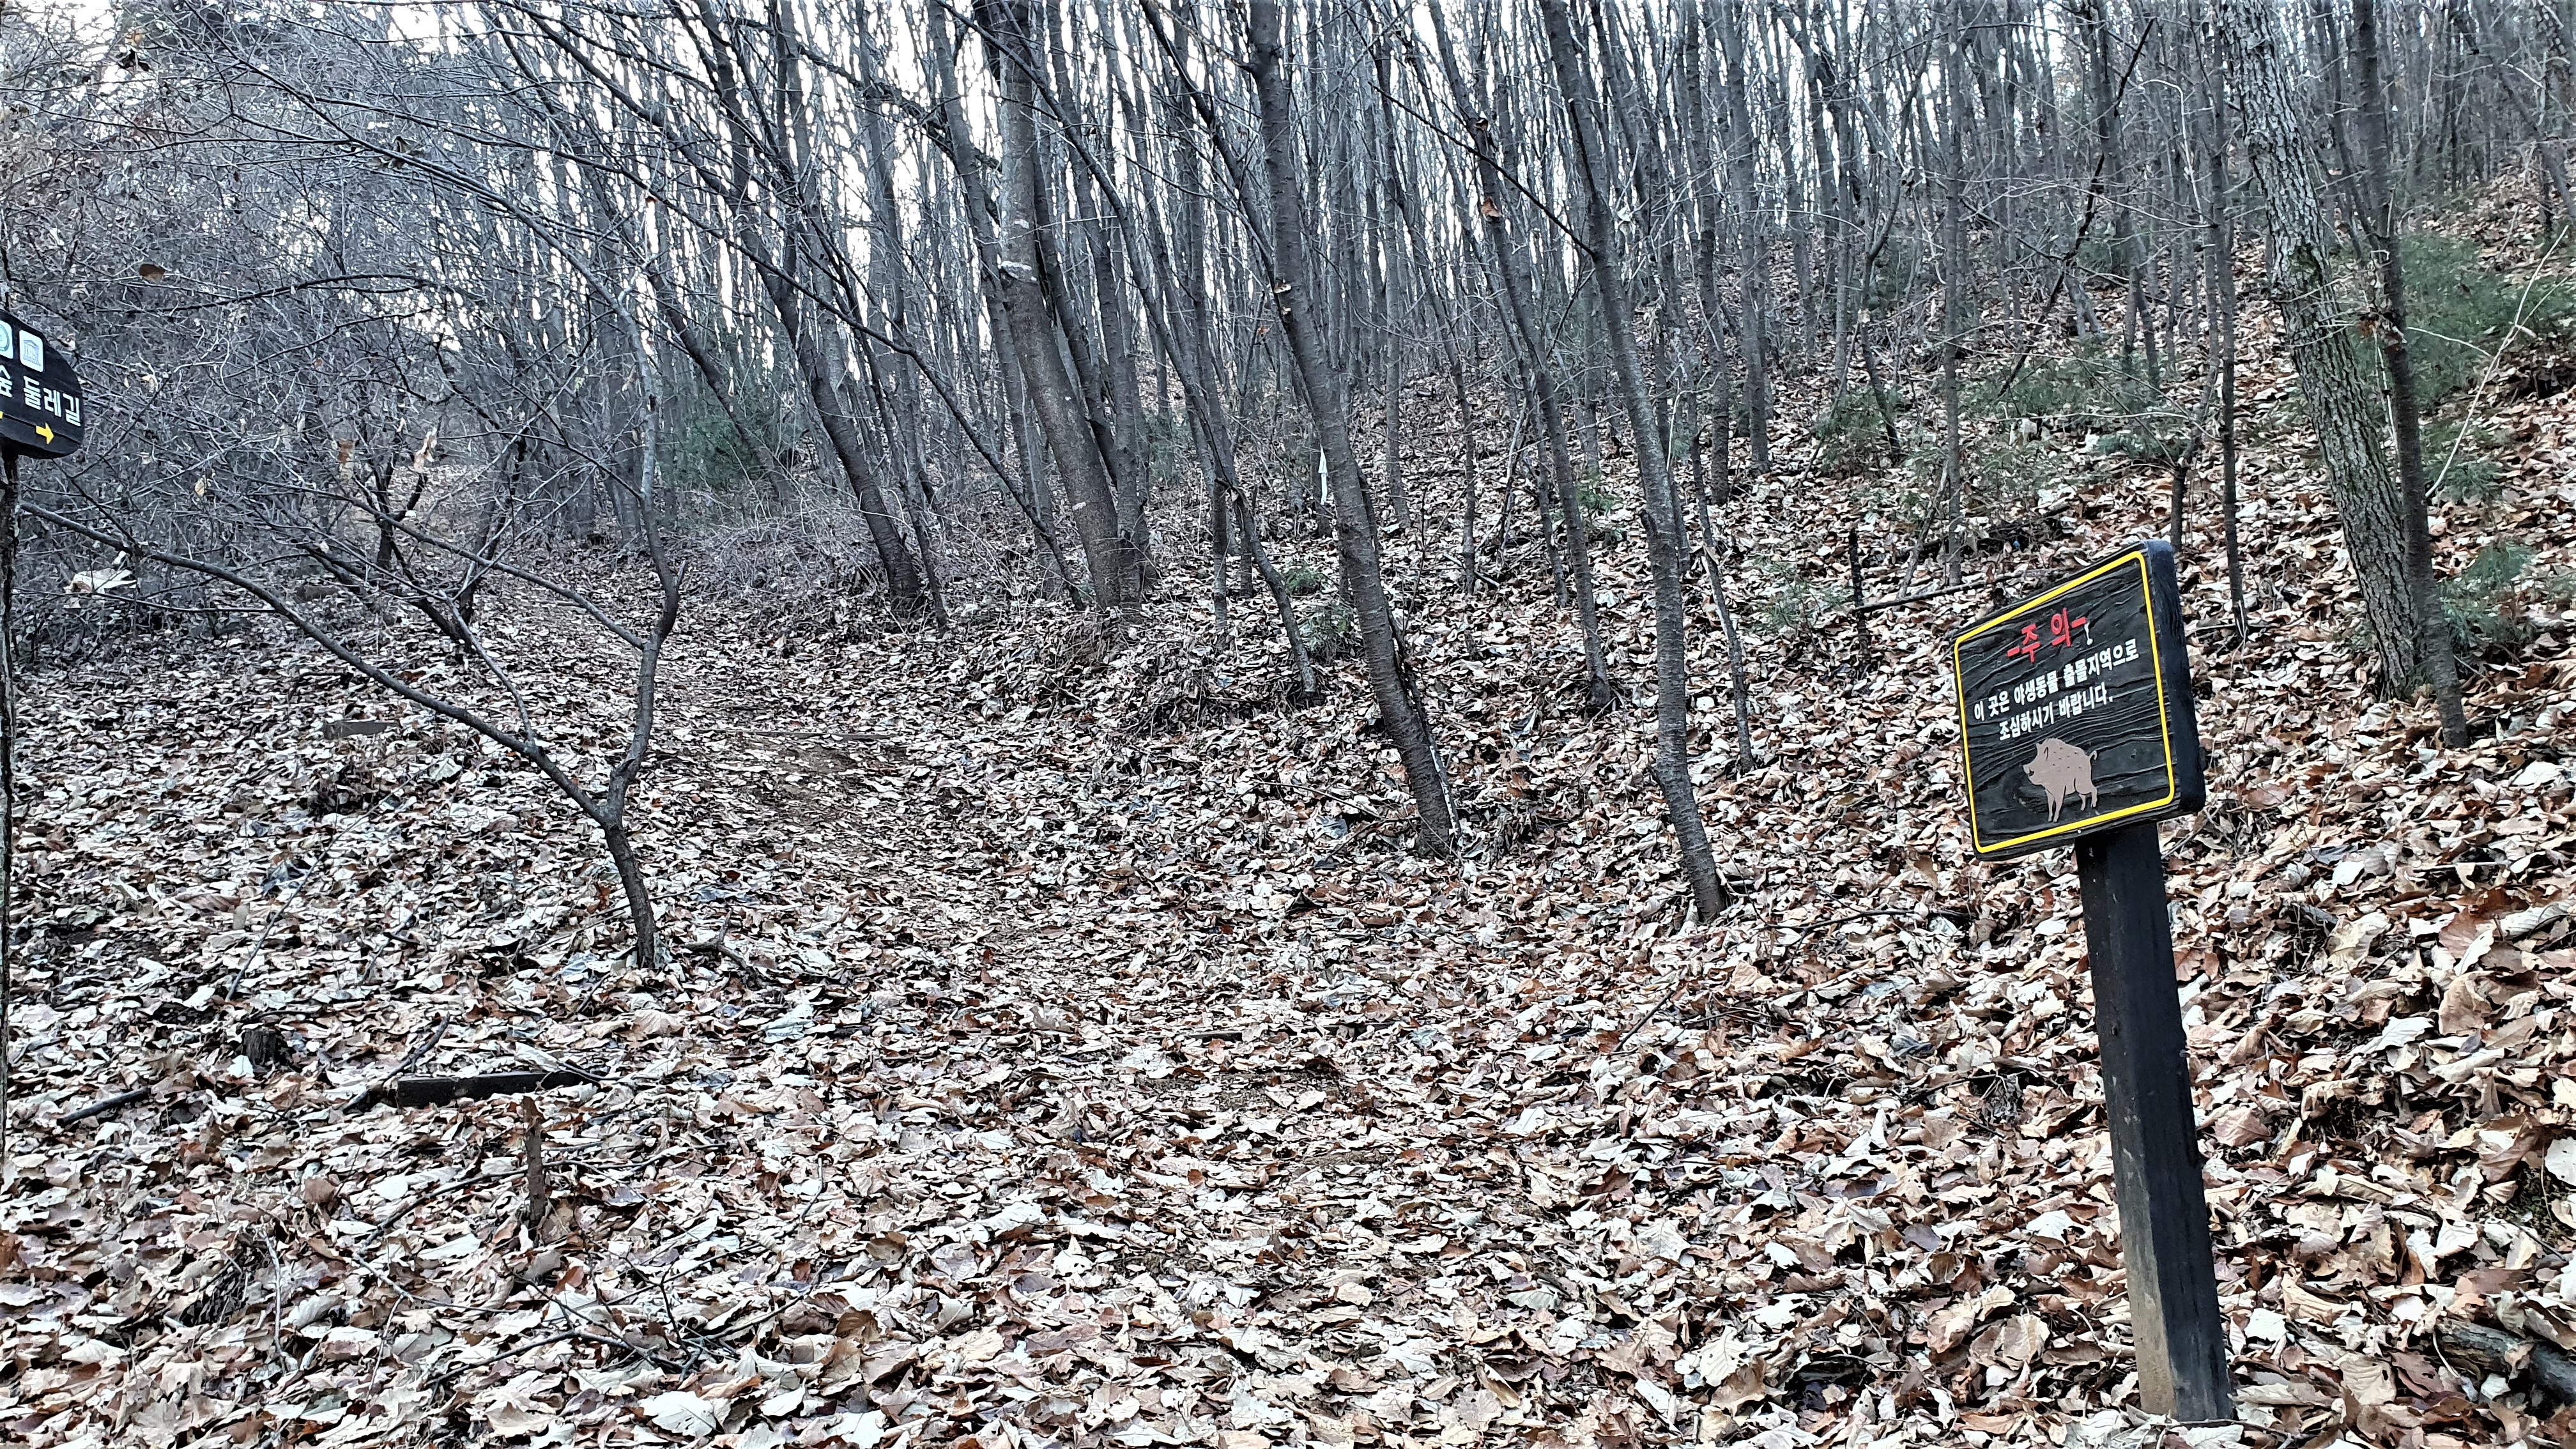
0,310,86,460
0,307,82,1173
1951,540,2233,1422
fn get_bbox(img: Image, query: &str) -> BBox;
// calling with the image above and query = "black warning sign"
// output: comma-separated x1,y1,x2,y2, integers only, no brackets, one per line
1951,540,2203,857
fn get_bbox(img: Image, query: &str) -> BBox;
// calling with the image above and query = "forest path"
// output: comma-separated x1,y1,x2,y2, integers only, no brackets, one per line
647,625,1013,954
634,620,1576,1416
644,613,1248,985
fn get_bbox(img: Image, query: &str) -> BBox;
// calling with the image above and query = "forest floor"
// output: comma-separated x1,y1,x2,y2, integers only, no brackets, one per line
6,211,2576,1449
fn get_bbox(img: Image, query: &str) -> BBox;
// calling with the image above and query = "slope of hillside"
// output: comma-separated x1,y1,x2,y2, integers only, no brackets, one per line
1,224,2572,1448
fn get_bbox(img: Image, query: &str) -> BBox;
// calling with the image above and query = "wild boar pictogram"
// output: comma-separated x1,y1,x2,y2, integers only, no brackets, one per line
2024,736,2099,822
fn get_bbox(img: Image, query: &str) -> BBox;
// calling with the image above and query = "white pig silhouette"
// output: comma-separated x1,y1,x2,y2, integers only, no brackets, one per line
2025,737,2099,822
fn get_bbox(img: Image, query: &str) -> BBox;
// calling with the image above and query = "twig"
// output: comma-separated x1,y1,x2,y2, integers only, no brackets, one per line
2430,230,2567,496
359,1167,520,1243
1798,907,1961,933
222,908,288,1003
424,1326,682,1390
392,1013,451,1075
1612,975,1694,1054
1613,907,1972,1049
1851,576,1991,616
522,1098,549,1234
3,449,19,1172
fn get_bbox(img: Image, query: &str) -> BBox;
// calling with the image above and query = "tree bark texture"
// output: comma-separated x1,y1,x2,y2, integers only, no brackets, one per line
2220,0,2448,709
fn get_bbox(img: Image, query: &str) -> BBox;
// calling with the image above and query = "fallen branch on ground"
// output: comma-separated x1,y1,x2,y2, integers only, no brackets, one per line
60,1085,155,1124
357,1070,597,1111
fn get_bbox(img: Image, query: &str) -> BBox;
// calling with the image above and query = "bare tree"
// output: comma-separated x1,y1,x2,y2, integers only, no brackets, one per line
1228,0,1456,854
1538,0,1726,920
2220,0,2469,732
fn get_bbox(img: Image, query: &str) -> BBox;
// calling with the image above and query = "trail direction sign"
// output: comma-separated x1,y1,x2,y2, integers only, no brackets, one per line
0,309,85,459
1952,540,2202,858
0,306,81,1171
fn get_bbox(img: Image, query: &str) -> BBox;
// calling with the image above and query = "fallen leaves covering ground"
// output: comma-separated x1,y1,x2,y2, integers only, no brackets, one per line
4,222,2576,1449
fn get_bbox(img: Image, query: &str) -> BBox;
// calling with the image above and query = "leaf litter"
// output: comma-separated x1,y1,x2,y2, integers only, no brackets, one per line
3,217,2576,1449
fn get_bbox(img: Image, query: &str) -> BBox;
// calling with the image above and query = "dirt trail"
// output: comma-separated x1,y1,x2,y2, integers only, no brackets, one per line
647,624,1544,1305
650,632,1008,952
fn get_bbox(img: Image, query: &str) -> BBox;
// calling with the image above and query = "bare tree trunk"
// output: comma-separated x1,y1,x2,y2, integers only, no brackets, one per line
1372,43,1417,539
1208,461,1230,643
1425,1,1616,709
2219,0,2457,717
1130,88,1318,696
2207,54,2248,645
1938,0,1968,585
1715,0,1772,477
712,2,925,616
983,0,1141,618
1240,0,1455,854
1705,529,1758,768
1099,231,1158,589
923,4,1077,599
1,450,14,1162
1460,358,1501,595
2350,0,2472,746
1604,1,1756,770
1540,0,1728,921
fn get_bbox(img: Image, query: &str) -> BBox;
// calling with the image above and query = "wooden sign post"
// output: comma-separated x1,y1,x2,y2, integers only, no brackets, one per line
1951,540,2233,1422
0,307,84,1172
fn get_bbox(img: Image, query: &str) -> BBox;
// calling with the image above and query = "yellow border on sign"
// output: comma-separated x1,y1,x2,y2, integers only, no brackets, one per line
1952,548,2179,855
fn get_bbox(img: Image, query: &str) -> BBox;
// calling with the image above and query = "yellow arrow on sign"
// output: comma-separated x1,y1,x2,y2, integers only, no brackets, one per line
34,424,54,444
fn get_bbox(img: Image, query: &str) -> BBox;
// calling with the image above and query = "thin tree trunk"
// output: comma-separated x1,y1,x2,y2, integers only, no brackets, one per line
924,5,1073,597
1939,0,1968,585
1238,0,1455,854
1604,1,1756,770
1425,1,1615,708
2350,0,2473,746
1,450,14,1163
1451,344,1482,595
1704,528,1757,768
739,4,926,616
1716,0,1772,476
984,0,1141,618
2208,54,2249,646
1130,92,1317,695
1540,0,1727,921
